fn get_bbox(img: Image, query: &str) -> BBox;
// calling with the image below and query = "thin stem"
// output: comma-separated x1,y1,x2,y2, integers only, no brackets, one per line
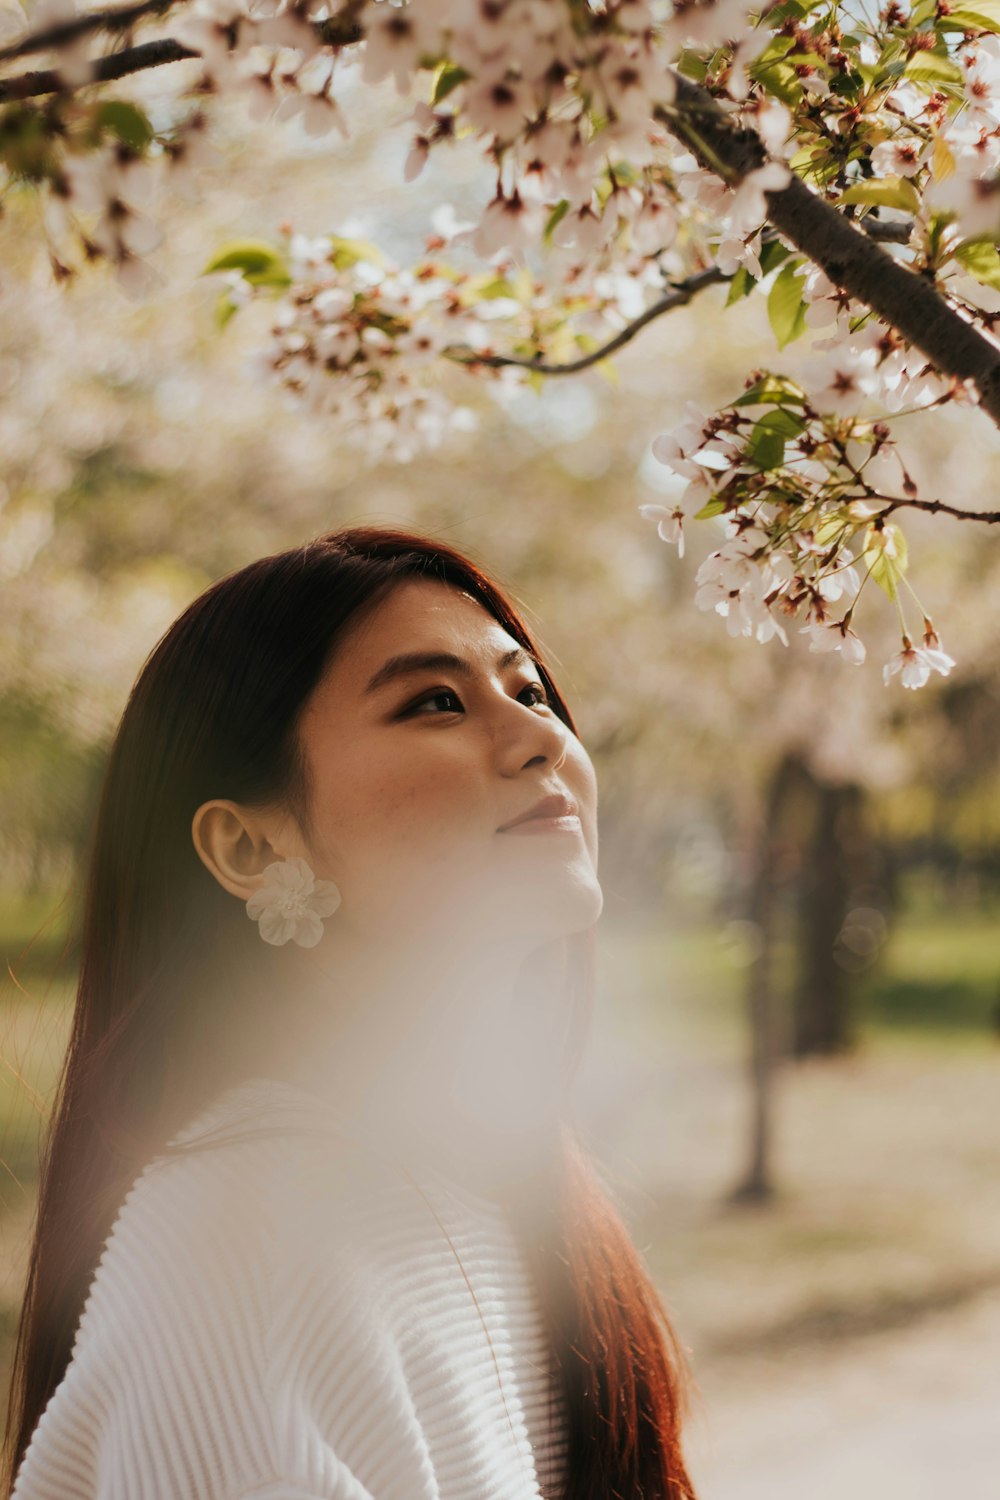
898,567,930,621
444,264,729,375
892,590,910,639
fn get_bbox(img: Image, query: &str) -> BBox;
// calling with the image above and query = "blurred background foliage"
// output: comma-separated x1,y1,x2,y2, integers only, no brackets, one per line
0,58,998,1499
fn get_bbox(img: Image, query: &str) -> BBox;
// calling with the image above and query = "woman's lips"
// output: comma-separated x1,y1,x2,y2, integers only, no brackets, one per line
499,813,582,835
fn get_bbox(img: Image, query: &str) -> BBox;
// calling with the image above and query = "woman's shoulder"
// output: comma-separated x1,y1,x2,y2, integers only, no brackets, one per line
60,1078,385,1362
126,1074,394,1268
11,1078,401,1500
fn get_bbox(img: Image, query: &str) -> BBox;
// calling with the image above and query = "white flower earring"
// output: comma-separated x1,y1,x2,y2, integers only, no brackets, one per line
245,856,342,948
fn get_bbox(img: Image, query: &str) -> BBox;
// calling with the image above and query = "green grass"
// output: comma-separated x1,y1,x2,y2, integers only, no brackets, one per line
0,890,79,993
596,902,1000,1047
863,910,1000,1032
0,976,72,1208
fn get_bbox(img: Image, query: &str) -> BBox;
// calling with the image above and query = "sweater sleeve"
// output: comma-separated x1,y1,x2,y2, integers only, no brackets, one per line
9,1136,387,1500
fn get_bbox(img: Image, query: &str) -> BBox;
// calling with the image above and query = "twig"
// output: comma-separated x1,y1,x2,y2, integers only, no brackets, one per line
446,264,728,375
873,496,1000,523
0,38,197,100
0,0,179,63
0,12,365,101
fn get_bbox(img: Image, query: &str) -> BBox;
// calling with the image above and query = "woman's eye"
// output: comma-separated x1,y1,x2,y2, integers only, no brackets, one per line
408,688,464,715
405,681,551,716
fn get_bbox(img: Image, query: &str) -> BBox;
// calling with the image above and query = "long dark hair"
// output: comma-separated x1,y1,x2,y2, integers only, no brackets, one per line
3,527,700,1500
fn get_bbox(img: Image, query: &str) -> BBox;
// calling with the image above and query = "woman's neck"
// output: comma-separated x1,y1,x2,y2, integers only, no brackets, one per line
270,927,571,1194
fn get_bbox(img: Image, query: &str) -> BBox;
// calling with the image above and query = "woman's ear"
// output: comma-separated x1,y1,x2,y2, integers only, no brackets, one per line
191,800,281,901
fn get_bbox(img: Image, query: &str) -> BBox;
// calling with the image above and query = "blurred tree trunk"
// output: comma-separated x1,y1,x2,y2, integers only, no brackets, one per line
729,751,805,1205
791,768,891,1058
792,777,862,1057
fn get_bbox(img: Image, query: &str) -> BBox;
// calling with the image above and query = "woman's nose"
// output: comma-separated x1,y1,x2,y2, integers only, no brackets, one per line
494,694,570,773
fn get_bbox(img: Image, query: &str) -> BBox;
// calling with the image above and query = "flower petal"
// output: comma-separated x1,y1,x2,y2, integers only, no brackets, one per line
258,908,298,945
309,882,342,918
293,912,325,948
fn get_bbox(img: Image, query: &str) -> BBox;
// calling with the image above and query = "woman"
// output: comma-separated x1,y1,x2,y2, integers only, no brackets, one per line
3,527,700,1500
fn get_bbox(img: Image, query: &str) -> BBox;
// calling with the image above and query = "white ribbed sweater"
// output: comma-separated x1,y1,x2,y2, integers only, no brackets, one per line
11,1076,570,1500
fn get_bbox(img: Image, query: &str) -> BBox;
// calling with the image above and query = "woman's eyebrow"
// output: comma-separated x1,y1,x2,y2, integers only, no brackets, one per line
364,645,533,695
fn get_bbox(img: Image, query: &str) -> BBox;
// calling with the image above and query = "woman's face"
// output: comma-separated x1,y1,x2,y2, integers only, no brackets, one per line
292,576,602,949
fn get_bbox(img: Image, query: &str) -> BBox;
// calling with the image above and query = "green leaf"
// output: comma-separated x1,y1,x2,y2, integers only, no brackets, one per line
938,0,1000,30
95,100,154,151
759,238,793,277
694,495,728,520
863,523,909,601
953,237,1000,289
673,48,709,82
751,58,805,106
829,68,865,97
750,34,797,66
722,236,792,304
544,198,570,243
203,240,291,288
215,293,240,330
813,516,847,548
464,272,515,301
745,407,807,470
764,0,830,20
431,61,470,103
767,261,808,348
733,373,808,407
725,265,755,305
903,50,963,87
328,235,384,271
838,175,921,214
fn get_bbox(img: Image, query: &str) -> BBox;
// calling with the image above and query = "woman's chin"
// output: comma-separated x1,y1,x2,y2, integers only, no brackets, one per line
512,869,604,939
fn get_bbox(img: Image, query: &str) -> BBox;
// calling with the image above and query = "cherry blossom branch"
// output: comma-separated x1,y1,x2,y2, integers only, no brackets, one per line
0,38,197,101
872,496,1000,524
655,74,1000,428
0,10,364,101
0,0,180,63
445,219,918,378
446,263,728,375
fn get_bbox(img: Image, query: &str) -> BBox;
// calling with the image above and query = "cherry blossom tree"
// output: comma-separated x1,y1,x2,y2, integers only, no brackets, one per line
2,96,998,1205
3,0,1000,686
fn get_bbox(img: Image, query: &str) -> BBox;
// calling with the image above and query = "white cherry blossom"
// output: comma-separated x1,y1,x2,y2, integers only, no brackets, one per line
870,137,927,178
882,636,956,689
723,162,793,237
638,501,686,555
958,34,1000,129
800,618,867,664
650,401,713,477
358,0,442,93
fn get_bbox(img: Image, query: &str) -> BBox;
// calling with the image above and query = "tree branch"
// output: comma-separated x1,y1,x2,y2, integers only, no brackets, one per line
446,263,728,375
0,0,179,64
444,219,920,377
0,11,364,101
655,74,1000,428
0,37,197,100
874,496,1000,523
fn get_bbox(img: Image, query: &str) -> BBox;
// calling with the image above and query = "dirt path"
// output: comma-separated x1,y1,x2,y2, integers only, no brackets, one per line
683,1286,1000,1498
